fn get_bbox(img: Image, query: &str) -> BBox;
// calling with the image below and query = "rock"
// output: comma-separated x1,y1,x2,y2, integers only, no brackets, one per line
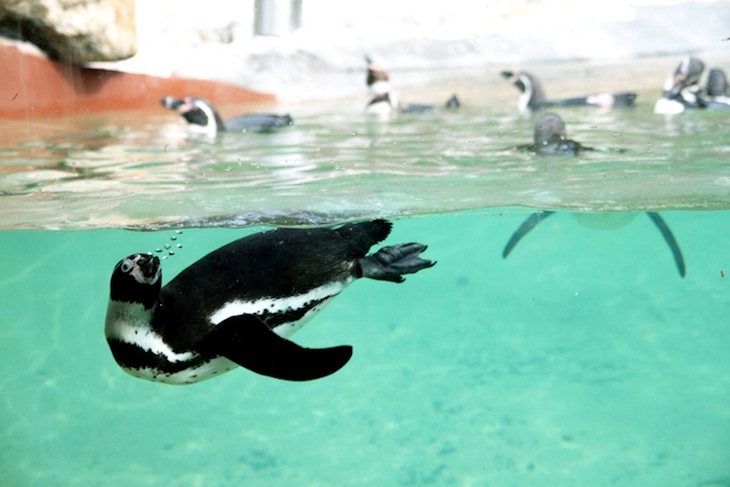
0,0,137,63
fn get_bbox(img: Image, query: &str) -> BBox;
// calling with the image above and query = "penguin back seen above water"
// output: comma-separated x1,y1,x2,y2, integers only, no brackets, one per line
161,96,293,136
500,70,637,112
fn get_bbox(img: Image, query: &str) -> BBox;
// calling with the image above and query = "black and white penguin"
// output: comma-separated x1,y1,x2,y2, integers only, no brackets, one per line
504,113,685,276
365,56,460,116
704,68,730,109
500,70,637,113
502,210,686,277
653,56,706,114
161,96,293,137
515,112,594,156
104,220,435,384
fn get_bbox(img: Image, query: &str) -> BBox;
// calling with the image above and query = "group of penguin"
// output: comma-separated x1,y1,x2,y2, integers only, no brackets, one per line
104,56,720,387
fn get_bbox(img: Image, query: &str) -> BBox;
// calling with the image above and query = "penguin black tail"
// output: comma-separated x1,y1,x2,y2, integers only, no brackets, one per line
336,219,393,253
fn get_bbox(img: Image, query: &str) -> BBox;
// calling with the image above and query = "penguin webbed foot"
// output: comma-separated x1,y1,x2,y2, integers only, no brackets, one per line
200,315,352,381
359,243,435,283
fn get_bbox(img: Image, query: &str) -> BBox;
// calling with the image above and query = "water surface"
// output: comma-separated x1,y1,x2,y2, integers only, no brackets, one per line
1,63,729,486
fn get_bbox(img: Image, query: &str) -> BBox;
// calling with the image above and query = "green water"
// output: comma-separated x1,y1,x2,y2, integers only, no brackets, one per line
2,64,730,485
2,211,730,486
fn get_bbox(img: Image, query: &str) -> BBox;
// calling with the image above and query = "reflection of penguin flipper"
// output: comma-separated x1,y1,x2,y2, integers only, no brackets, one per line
202,315,353,381
502,211,556,258
646,212,686,278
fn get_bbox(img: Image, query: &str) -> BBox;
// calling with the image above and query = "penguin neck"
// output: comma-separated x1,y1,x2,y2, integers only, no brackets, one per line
105,299,158,339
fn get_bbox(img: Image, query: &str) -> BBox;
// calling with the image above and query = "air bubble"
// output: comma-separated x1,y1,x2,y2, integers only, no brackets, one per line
168,251,175,256
155,248,162,253
164,243,171,250
171,235,177,241
176,244,183,249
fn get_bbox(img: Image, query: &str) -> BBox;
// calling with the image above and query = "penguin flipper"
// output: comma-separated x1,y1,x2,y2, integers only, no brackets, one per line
646,212,686,278
359,243,436,283
502,211,556,258
201,315,353,381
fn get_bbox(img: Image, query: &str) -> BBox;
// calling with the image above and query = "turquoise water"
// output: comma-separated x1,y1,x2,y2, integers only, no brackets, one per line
2,65,730,485
2,212,730,486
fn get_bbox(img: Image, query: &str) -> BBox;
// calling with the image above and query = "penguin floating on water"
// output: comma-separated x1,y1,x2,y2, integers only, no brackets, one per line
500,70,637,113
704,68,730,109
161,96,293,137
514,112,598,156
503,113,686,277
105,220,435,384
654,58,730,113
365,56,460,116
653,56,707,114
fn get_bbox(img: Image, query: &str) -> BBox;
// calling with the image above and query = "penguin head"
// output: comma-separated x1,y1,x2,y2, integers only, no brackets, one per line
706,68,728,97
663,56,705,98
110,254,162,309
534,113,567,145
160,96,225,135
502,71,546,111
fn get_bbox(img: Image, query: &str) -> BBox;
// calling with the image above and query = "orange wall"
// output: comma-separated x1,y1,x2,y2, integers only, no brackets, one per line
0,44,275,119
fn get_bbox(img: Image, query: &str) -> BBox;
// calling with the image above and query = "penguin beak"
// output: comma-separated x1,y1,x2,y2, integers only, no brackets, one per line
137,254,161,279
161,96,188,112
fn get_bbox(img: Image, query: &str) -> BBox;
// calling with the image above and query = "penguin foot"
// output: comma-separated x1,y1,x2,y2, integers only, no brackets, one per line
359,243,435,283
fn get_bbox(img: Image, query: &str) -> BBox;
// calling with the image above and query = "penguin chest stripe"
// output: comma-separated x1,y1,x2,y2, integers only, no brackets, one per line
115,323,197,363
209,280,351,326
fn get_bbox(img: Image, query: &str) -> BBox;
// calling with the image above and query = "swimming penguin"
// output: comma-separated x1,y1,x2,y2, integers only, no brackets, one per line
161,96,293,137
653,56,706,114
365,56,460,116
704,68,730,109
515,112,595,156
504,114,686,277
500,70,637,113
104,220,435,384
502,211,685,277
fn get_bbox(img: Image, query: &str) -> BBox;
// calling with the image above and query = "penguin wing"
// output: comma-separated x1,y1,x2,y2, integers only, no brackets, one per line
503,211,556,258
199,315,353,381
646,212,686,278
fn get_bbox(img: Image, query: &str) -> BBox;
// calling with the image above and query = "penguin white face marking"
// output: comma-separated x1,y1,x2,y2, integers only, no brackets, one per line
517,74,533,112
186,98,218,137
119,254,161,285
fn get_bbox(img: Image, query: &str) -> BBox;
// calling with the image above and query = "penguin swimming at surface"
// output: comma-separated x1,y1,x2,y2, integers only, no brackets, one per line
365,56,460,116
515,112,596,156
500,70,637,113
704,68,730,109
503,114,686,277
161,96,293,137
104,220,435,384
653,56,706,114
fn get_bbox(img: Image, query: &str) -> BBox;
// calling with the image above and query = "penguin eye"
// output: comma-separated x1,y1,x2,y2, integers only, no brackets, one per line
120,260,133,273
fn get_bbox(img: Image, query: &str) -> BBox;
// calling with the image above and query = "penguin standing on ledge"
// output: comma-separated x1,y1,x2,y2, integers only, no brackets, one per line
105,220,435,384
503,113,686,277
500,70,637,113
161,96,293,137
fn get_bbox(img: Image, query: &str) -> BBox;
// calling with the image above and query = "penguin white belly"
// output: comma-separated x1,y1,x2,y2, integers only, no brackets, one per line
654,98,685,115
130,356,238,385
